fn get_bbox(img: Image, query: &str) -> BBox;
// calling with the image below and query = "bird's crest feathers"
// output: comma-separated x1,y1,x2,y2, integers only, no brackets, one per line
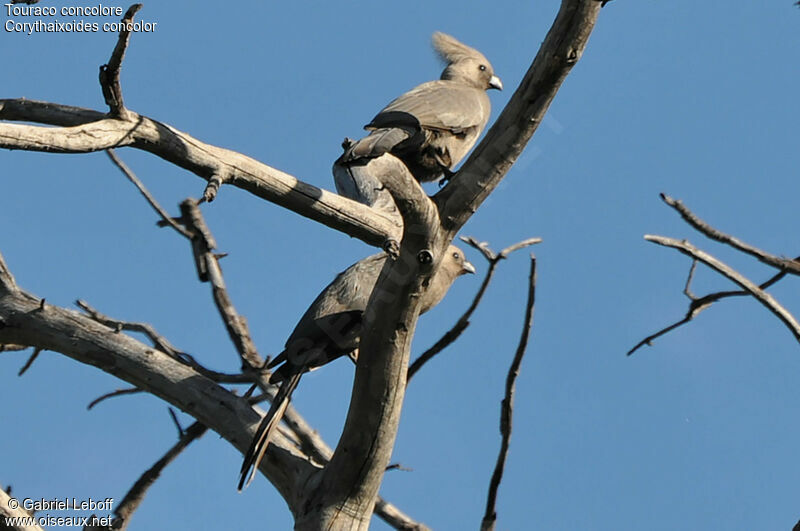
432,32,485,64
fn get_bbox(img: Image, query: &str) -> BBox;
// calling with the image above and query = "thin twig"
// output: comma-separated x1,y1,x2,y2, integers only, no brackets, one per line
106,149,193,237
17,347,42,376
661,193,800,275
76,299,254,384
408,236,540,381
498,238,544,257
481,254,537,531
177,199,263,372
111,421,207,531
98,4,142,119
683,260,698,300
105,156,266,375
203,173,225,202
628,256,797,355
87,388,143,410
385,463,413,472
628,315,696,356
167,408,184,438
76,299,190,360
104,156,285,467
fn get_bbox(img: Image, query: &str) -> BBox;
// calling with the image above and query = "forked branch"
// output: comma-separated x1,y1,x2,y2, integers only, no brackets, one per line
630,195,800,354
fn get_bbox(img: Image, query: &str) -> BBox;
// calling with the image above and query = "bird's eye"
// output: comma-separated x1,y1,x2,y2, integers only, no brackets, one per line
479,65,487,72
452,252,460,260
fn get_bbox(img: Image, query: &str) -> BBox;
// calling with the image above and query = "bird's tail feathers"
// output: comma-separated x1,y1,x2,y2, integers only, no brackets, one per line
237,373,302,491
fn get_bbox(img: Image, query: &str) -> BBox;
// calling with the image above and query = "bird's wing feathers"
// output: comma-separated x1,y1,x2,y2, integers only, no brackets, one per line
369,81,490,133
272,254,386,374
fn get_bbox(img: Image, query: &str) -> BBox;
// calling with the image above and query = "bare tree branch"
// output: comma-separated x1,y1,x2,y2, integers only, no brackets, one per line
628,253,799,355
304,143,444,529
683,260,699,300
435,0,603,238
203,173,224,202
167,407,185,437
87,387,143,410
0,264,318,514
407,236,540,381
98,4,141,119
0,99,401,248
110,421,207,531
643,236,800,343
101,154,424,529
77,297,259,384
176,199,264,372
629,194,800,354
76,299,188,360
106,149,192,237
17,348,41,376
628,314,696,356
104,154,263,374
481,255,537,531
660,193,800,275
1,1,605,526
273,401,428,530
72,302,422,530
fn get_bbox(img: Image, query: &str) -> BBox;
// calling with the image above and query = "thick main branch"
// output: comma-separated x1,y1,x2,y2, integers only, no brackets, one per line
0,100,401,247
298,153,442,530
435,0,603,237
0,273,317,515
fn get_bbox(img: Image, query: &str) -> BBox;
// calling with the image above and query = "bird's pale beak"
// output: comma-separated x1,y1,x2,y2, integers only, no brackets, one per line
489,75,503,91
463,260,476,274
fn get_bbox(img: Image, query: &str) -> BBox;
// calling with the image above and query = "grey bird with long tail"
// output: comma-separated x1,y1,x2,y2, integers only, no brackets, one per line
238,245,475,490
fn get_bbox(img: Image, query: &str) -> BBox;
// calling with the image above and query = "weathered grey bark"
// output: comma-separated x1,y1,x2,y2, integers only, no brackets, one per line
295,157,443,530
435,0,603,238
0,258,316,515
0,486,44,531
0,100,401,248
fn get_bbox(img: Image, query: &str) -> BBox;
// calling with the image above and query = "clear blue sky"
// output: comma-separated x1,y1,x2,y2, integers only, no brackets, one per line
2,2,799,529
